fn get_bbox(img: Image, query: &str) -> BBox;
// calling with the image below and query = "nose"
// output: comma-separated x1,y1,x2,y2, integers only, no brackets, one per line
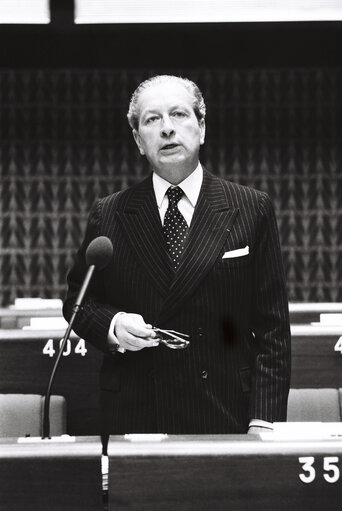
160,115,175,137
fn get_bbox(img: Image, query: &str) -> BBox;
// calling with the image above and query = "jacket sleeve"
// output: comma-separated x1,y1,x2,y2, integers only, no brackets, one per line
249,192,291,422
62,199,120,353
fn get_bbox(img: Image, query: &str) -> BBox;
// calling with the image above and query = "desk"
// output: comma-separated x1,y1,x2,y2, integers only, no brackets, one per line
0,436,102,511
3,302,342,328
289,303,342,324
0,308,62,329
0,330,103,435
108,434,342,510
291,325,342,387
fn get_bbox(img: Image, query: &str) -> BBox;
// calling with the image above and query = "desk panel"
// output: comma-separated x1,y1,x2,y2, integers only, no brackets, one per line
0,436,102,511
0,331,103,435
108,435,342,510
291,325,342,387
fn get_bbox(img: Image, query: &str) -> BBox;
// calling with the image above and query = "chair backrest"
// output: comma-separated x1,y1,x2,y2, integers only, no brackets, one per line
287,388,341,422
0,394,67,437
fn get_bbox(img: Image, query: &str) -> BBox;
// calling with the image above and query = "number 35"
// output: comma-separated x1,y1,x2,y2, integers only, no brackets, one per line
299,456,340,483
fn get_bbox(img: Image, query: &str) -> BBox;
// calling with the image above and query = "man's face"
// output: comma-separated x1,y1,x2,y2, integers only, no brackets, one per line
133,81,205,181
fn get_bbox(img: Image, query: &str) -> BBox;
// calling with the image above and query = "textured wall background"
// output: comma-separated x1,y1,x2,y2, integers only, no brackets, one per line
1,68,341,306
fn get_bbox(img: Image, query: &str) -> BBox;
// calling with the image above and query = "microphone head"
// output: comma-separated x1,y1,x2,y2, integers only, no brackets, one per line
85,236,113,270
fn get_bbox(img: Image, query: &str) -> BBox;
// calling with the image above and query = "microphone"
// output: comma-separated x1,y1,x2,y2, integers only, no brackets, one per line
73,236,114,315
42,236,113,439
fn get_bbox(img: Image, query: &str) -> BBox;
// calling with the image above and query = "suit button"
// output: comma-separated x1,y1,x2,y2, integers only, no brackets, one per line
201,370,208,379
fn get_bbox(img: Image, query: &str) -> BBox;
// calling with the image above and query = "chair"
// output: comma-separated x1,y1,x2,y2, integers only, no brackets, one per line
287,388,341,422
0,394,67,437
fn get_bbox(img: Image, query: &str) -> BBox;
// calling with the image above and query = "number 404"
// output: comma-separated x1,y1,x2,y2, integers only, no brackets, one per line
42,338,87,357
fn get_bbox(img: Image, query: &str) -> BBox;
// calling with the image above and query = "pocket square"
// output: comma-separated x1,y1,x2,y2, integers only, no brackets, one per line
222,245,249,259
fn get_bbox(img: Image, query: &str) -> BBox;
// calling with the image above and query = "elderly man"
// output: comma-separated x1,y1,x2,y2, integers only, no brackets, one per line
63,75,291,439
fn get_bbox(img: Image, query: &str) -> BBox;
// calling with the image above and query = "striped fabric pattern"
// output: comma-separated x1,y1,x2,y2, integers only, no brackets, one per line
63,169,291,435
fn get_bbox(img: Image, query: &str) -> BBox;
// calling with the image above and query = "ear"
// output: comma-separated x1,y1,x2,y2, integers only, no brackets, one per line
133,129,145,155
199,119,206,145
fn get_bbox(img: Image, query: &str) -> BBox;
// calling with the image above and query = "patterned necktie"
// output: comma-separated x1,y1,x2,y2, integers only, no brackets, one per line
163,186,189,270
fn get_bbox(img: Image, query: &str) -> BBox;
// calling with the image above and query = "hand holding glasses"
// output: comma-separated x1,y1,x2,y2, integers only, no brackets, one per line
153,327,190,349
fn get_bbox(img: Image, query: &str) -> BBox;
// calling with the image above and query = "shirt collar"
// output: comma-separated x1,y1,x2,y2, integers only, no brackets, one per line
153,163,203,208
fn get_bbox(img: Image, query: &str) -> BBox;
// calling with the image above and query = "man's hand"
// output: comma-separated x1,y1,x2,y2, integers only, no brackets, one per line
113,313,160,352
248,426,272,435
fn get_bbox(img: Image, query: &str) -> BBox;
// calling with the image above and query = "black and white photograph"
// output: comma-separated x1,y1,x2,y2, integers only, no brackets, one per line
0,1,342,510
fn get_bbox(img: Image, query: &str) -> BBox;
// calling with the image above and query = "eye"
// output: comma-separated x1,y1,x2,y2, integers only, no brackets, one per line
145,115,159,125
172,110,187,118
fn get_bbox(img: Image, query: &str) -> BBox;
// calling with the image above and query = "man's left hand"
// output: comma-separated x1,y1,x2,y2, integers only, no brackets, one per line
248,426,272,435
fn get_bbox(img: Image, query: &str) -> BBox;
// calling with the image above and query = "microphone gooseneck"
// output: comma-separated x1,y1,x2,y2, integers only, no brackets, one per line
42,236,113,439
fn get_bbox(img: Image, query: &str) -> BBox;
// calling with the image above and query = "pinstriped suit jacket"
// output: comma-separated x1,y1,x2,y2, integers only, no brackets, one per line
63,169,291,434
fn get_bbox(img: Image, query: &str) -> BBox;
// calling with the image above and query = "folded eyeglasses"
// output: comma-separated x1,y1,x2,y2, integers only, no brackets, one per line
153,327,190,349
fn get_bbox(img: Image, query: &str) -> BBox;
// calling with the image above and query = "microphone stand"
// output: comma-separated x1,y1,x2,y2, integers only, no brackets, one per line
42,265,95,439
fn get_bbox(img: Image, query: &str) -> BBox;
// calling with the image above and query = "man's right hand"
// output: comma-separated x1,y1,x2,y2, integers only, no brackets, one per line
113,313,160,351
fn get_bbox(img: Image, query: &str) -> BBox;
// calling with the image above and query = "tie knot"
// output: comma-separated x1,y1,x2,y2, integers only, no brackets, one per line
166,186,184,205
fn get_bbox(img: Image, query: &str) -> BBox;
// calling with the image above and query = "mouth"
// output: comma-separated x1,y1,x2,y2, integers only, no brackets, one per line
160,143,180,151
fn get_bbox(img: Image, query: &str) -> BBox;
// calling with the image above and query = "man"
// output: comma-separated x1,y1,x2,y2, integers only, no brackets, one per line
63,75,291,439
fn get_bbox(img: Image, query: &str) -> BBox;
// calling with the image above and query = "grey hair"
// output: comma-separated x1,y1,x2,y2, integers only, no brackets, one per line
127,75,206,130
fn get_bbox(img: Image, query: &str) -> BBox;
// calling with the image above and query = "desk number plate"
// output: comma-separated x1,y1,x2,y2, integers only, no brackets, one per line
299,456,340,484
42,338,87,357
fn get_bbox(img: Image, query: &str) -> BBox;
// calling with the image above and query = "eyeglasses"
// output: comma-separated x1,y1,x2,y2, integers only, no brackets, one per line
153,327,190,349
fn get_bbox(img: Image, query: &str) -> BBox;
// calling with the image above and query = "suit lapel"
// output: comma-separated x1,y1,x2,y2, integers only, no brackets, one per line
116,175,174,297
116,171,239,322
157,170,239,325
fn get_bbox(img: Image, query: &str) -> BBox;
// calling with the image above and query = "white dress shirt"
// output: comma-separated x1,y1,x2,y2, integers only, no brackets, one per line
152,162,203,226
